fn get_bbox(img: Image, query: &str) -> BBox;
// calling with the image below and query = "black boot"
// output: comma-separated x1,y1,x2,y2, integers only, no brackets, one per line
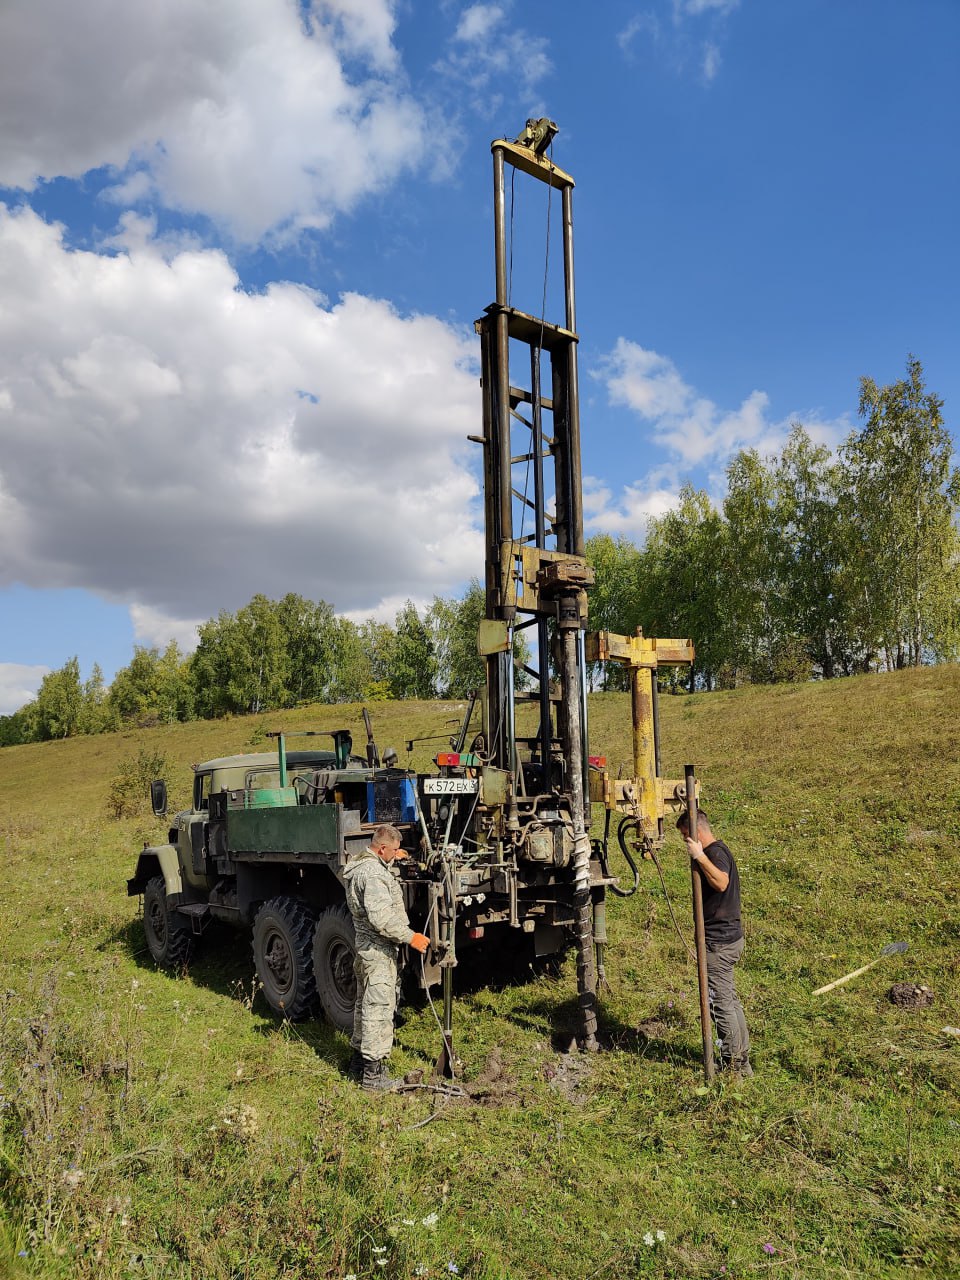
347,1049,364,1081
361,1057,402,1092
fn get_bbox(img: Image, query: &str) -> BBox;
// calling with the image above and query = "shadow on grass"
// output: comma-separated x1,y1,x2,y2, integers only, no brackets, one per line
105,916,352,1071
514,989,706,1066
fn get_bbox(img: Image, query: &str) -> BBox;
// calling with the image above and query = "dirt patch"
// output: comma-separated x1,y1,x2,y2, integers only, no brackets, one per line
888,982,935,1009
402,1048,523,1107
463,1047,523,1107
543,1050,593,1104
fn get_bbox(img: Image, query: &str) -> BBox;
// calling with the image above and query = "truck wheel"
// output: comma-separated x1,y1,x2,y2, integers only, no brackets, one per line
312,905,357,1033
143,876,194,969
252,897,318,1021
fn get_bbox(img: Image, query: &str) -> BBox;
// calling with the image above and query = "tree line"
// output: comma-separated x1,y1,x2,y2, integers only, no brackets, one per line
0,587,493,745
3,358,956,745
588,357,960,689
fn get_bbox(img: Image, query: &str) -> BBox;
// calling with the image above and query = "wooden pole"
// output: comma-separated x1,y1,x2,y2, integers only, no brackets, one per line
685,764,715,1083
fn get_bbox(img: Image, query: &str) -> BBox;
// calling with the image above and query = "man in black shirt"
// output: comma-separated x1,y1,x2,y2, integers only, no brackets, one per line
677,808,752,1076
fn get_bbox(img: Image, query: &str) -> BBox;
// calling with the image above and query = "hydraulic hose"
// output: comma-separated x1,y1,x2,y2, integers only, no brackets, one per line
610,816,641,897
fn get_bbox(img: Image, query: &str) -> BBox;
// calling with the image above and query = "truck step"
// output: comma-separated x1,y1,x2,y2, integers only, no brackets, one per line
177,902,211,935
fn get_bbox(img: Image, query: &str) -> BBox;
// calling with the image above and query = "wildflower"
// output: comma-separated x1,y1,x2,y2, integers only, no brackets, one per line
656,1230,666,1243
422,1211,439,1228
414,1268,428,1278
344,1274,357,1280
643,1232,655,1247
763,1243,776,1255
131,980,140,991
447,1265,459,1275
402,1218,416,1226
372,1246,387,1256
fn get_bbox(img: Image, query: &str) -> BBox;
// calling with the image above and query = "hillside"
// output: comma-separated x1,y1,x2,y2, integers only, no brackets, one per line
1,668,958,1278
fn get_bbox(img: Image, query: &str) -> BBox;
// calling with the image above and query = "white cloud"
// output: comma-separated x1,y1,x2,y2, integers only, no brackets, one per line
0,662,49,716
618,14,662,53
702,41,721,82
621,0,739,79
589,338,852,536
438,2,551,103
0,204,483,633
130,604,203,656
454,4,505,43
583,476,678,540
0,0,423,243
598,338,779,464
673,0,740,17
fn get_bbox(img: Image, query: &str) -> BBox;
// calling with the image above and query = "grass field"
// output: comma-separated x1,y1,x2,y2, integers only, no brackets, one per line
1,669,958,1278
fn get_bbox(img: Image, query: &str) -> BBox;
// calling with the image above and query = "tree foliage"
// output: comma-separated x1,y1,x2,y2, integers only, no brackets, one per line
582,358,958,690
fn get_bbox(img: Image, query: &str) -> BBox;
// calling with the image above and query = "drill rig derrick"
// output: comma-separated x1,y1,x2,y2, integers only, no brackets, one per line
473,122,602,1049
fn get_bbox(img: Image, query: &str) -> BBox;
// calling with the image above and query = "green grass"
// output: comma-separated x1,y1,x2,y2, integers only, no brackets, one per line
1,673,958,1278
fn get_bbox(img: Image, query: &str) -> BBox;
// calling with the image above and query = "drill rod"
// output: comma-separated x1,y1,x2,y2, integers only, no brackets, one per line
686,764,715,1083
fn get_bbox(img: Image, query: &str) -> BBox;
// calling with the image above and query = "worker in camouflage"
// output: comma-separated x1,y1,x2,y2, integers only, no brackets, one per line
343,824,430,1091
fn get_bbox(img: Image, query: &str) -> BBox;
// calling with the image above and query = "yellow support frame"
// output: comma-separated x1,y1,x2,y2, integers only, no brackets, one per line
585,628,696,846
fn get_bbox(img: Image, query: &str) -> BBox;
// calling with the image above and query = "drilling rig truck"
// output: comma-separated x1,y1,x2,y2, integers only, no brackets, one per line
127,120,694,1051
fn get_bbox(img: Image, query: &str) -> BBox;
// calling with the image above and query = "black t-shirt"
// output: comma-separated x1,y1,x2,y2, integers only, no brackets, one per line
699,839,743,944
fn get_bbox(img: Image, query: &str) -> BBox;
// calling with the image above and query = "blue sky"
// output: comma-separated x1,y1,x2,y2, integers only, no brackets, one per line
1,0,958,714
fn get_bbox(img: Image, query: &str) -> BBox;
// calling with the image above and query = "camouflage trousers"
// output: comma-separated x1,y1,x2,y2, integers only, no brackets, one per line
350,941,399,1061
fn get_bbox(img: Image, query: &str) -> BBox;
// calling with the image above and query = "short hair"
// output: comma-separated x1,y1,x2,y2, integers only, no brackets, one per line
676,808,709,834
372,823,402,847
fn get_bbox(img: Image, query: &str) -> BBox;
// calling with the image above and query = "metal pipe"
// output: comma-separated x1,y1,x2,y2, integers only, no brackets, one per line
686,763,714,1083
561,184,576,332
577,629,590,793
561,185,584,557
530,344,546,545
651,670,663,842
537,615,552,774
493,146,508,308
631,666,657,840
560,612,598,1050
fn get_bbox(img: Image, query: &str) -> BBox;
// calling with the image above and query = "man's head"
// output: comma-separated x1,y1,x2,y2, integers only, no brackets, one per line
372,823,405,862
676,808,711,840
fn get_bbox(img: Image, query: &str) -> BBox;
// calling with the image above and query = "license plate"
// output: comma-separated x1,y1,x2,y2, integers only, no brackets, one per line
422,777,479,795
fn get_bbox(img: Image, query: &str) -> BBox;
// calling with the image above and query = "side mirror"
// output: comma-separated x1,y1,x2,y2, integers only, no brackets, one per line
150,779,168,818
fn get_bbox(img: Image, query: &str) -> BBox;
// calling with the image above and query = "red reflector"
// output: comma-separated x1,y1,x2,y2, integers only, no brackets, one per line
588,755,607,768
468,926,485,939
436,752,461,766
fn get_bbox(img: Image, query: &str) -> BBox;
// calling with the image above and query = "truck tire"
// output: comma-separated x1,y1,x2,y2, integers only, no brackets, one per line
312,905,357,1033
143,875,194,970
252,897,318,1021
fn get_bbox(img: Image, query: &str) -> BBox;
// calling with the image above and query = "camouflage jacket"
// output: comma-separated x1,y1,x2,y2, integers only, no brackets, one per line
343,848,415,950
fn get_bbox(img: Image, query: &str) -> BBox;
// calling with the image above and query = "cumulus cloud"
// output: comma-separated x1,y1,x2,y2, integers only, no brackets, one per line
589,337,851,536
0,0,423,242
583,476,678,539
599,339,770,464
437,3,551,104
0,204,483,637
0,663,50,717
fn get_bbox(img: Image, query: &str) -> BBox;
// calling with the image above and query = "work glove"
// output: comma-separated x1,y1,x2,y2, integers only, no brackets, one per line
409,932,430,954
